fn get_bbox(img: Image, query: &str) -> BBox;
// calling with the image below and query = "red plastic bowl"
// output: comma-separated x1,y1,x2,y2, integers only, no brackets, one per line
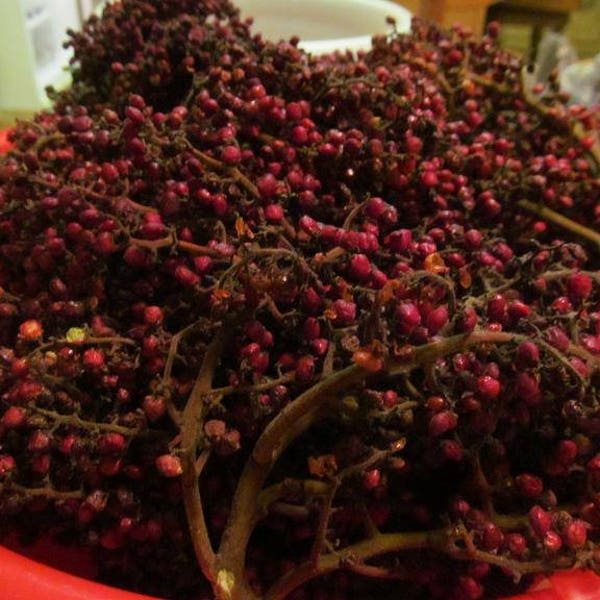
1,129,600,600
1,539,600,600
0,128,13,153
0,544,159,600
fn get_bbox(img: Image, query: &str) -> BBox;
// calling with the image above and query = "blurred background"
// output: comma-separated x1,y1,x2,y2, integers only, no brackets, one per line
500,0,599,59
400,0,599,59
0,0,598,126
0,0,105,124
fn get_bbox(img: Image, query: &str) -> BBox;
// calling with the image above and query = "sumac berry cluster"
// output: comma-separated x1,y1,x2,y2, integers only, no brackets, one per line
0,2,599,600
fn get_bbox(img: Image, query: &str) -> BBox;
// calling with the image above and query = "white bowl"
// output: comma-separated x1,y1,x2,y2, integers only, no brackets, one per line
235,0,412,54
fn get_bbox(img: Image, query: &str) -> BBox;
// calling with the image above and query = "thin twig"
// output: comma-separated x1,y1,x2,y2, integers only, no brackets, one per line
471,72,600,172
254,478,330,527
160,320,207,424
27,335,137,359
2,482,84,500
129,232,175,250
342,560,411,580
264,521,574,600
183,141,260,199
342,199,366,230
30,406,139,436
309,448,392,564
181,326,233,584
264,529,432,600
309,484,337,565
518,199,600,251
471,451,494,518
209,371,296,398
178,240,233,259
220,328,588,599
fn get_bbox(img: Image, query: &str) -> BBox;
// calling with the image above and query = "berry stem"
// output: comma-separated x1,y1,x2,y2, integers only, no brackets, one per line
263,530,433,600
1,482,84,500
218,330,536,598
177,240,232,258
255,479,330,525
470,73,600,172
181,325,233,585
264,522,574,600
160,320,210,425
183,140,260,199
28,335,136,359
30,406,139,436
210,371,296,398
518,199,600,251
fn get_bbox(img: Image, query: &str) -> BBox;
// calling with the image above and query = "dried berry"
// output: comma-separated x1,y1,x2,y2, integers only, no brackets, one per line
155,454,183,478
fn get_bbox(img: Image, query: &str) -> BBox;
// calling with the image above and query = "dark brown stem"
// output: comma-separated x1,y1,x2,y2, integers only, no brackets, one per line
32,133,66,152
535,337,589,386
472,72,600,170
129,233,175,250
249,247,324,291
218,328,590,599
402,374,423,399
567,342,600,375
122,197,156,214
27,175,153,215
471,451,495,518
218,330,531,599
209,371,296,398
312,247,346,266
184,142,260,199
309,484,336,565
28,335,137,359
450,543,574,580
360,503,381,539
255,478,330,524
252,365,366,467
195,448,211,477
269,502,311,520
2,482,84,500
181,328,232,585
518,199,600,251
161,321,208,425
30,406,139,436
177,240,232,259
263,294,287,323
342,561,412,580
322,335,336,377
217,246,323,293
264,530,433,600
342,199,366,230
264,520,573,600
309,448,391,564
338,448,391,480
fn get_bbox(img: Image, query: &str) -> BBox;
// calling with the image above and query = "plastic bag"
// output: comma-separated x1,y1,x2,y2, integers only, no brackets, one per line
535,31,578,84
559,53,600,107
535,30,600,107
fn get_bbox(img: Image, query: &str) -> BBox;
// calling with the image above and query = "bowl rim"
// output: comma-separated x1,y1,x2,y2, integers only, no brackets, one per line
237,0,413,54
3,541,600,600
0,544,161,600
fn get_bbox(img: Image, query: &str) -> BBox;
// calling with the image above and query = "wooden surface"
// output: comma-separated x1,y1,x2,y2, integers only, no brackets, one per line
396,0,582,36
488,0,581,59
491,0,581,11
420,0,496,35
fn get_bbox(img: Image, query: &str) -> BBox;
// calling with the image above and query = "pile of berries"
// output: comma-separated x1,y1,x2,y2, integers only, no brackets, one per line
0,1,599,599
